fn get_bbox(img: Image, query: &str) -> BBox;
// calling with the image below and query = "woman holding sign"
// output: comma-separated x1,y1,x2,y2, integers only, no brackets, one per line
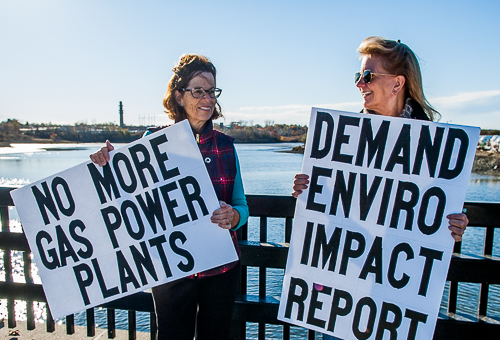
292,36,468,245
90,54,249,340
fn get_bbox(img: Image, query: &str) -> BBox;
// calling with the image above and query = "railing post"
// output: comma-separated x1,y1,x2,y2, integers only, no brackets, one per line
1,205,16,329
107,308,116,338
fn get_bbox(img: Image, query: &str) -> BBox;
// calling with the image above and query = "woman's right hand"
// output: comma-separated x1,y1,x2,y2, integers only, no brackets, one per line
89,140,114,166
292,173,309,198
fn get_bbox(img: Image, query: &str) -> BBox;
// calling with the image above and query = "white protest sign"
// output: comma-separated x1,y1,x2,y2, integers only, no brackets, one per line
11,120,238,319
278,108,480,339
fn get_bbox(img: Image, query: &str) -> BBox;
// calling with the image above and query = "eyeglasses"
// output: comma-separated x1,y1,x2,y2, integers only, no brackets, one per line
181,87,222,98
355,70,397,84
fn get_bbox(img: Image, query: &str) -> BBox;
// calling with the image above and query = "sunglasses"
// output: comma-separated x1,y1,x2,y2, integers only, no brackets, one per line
355,70,397,84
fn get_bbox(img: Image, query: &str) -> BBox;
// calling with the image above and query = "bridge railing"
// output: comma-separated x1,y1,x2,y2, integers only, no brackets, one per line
1,186,500,339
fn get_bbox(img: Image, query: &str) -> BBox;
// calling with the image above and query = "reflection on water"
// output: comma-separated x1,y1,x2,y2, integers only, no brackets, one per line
1,143,499,337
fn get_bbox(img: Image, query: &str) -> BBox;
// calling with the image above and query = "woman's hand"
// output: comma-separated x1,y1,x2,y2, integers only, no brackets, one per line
89,140,114,166
447,213,468,242
211,201,239,230
292,174,310,198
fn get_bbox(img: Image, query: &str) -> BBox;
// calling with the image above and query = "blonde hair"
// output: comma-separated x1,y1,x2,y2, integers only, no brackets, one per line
357,36,440,121
163,54,222,122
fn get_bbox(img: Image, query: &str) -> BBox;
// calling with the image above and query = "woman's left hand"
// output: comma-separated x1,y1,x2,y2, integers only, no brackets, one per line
447,213,468,242
211,201,236,230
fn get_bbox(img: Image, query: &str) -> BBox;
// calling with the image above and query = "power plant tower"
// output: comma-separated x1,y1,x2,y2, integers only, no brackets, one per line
119,101,124,127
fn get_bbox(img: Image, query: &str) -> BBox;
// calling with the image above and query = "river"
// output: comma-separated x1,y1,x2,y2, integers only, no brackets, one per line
1,142,499,338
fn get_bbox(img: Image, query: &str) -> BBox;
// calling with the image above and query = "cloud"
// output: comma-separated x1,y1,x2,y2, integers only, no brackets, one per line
431,90,500,128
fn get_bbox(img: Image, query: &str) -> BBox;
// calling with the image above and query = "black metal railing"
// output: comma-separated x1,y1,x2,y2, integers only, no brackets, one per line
1,186,500,339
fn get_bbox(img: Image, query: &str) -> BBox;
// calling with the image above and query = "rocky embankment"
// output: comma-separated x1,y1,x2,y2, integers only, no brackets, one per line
472,149,500,175
287,146,500,176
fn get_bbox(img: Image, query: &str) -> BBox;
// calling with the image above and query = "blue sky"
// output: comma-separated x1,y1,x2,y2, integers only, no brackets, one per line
1,0,500,129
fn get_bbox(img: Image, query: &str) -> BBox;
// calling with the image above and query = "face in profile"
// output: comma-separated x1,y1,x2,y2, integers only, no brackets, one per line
356,55,400,116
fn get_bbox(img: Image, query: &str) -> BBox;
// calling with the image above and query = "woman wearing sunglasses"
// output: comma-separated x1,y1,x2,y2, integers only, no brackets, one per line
293,36,468,241
293,37,468,340
90,54,249,340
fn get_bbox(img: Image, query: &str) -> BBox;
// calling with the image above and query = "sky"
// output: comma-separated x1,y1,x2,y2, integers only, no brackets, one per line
1,0,500,129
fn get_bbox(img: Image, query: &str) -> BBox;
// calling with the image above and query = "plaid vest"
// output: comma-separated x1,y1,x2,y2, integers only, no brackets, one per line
195,120,240,277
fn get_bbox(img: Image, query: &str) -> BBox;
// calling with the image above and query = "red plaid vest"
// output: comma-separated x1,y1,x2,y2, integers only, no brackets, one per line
195,120,240,277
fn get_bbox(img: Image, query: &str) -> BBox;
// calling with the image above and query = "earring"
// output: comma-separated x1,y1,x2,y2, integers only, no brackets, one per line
392,89,398,95
179,103,183,107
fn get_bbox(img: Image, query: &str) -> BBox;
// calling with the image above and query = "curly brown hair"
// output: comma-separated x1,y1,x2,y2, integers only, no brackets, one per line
163,54,223,122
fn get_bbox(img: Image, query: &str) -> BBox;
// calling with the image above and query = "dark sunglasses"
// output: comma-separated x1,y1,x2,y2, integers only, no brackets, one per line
355,70,397,84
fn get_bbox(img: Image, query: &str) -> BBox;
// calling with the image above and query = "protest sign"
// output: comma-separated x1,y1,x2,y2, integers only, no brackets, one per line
278,108,480,339
10,120,238,319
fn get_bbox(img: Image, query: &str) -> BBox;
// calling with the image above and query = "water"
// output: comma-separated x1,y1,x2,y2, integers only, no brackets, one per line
1,143,499,338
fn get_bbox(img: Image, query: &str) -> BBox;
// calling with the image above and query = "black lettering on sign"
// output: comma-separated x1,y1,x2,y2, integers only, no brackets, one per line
116,250,140,293
339,231,366,275
121,200,145,241
389,181,419,230
300,222,314,265
130,241,158,285
148,235,173,278
332,115,360,164
412,126,444,177
405,309,428,340
375,302,403,339
51,177,75,217
310,112,334,159
352,296,377,340
385,124,411,174
56,225,79,267
31,177,76,225
306,166,333,213
307,283,332,328
311,224,342,272
160,182,190,227
170,231,195,272
149,134,181,181
113,152,138,194
284,277,309,320
329,170,356,217
87,163,121,204
73,263,93,305
101,206,122,249
69,219,93,259
179,176,209,221
355,118,390,169
136,188,167,234
32,181,59,225
377,178,394,226
327,288,353,332
129,144,159,189
388,243,414,289
359,236,383,283
418,247,443,297
92,258,120,299
359,174,382,221
438,128,469,180
36,230,60,270
418,187,446,236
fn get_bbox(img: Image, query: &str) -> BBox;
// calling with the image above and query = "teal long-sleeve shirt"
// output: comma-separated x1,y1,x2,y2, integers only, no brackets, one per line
231,150,249,230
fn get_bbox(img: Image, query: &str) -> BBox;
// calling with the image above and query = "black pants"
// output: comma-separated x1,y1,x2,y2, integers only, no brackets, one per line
152,264,239,340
